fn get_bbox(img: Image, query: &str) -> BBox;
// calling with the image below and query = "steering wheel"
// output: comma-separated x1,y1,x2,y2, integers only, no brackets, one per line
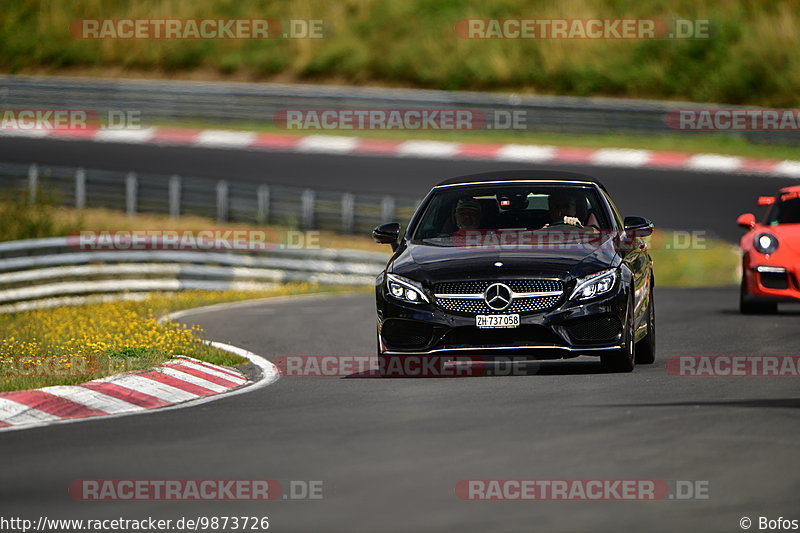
544,221,584,229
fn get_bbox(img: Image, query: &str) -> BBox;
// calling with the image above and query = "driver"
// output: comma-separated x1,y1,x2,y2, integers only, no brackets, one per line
454,197,482,230
543,192,582,228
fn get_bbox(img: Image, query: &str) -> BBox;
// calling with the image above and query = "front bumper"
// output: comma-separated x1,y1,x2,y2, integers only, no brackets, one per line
743,259,800,303
377,284,628,357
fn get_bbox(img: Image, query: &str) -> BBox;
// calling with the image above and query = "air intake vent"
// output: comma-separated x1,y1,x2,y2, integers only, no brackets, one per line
381,319,434,349
564,316,621,344
760,272,789,290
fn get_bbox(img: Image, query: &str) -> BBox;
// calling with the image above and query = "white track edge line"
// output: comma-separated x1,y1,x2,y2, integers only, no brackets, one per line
4,129,800,178
0,342,279,433
160,291,345,323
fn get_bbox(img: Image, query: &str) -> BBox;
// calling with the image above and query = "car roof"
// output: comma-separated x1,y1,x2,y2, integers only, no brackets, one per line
433,170,606,190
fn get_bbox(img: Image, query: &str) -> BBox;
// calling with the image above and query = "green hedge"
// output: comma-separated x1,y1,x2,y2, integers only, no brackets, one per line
2,0,798,106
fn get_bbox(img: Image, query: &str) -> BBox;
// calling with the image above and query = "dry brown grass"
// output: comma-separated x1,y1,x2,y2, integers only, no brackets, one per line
48,205,388,253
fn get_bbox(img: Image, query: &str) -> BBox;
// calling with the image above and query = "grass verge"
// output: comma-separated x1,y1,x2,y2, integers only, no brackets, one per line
0,197,386,252
0,284,363,393
3,0,800,107
648,230,739,287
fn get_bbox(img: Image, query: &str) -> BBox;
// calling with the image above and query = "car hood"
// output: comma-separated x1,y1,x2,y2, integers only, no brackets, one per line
390,234,621,284
764,224,800,255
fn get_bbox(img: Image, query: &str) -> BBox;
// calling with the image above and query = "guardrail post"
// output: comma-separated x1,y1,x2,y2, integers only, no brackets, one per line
381,195,396,223
216,180,229,222
257,185,270,224
341,193,355,234
125,172,138,216
75,168,86,209
169,175,181,218
28,164,38,204
301,189,315,229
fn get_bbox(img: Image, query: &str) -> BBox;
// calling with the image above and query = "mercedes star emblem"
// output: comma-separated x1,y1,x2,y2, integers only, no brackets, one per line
484,283,513,311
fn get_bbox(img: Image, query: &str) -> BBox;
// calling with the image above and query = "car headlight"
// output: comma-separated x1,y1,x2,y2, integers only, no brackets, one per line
754,233,778,254
387,273,429,304
570,268,618,301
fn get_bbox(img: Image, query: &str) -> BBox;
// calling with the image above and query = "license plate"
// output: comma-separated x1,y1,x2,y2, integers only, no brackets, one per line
476,314,520,329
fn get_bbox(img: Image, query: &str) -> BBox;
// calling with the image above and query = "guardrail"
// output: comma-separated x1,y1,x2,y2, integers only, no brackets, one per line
1,75,797,145
0,236,388,313
0,161,420,233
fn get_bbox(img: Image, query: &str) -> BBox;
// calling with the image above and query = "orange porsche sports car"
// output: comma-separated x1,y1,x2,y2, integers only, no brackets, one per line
737,185,800,313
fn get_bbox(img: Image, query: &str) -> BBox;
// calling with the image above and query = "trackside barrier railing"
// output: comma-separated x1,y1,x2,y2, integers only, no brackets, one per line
1,75,798,144
0,237,388,313
0,161,420,234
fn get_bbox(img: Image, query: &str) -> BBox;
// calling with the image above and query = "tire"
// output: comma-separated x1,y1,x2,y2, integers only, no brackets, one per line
740,274,778,314
635,288,656,364
601,297,635,373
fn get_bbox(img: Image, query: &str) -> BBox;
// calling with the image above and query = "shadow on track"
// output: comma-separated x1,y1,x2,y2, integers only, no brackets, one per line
718,307,800,317
342,359,624,378
599,398,800,409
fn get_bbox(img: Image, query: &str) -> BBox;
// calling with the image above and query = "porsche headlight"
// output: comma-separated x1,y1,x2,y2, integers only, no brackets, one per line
570,268,618,301
754,233,778,255
387,273,429,304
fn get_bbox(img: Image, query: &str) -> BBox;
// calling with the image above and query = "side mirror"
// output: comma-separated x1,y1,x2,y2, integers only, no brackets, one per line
372,222,401,250
623,216,654,237
737,213,756,229
758,196,775,207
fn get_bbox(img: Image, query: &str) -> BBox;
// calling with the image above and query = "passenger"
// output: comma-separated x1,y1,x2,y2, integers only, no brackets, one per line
453,197,483,230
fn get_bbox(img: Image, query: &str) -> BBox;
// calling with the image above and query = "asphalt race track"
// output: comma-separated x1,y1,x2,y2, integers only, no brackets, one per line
1,138,799,532
1,136,799,241
1,289,799,532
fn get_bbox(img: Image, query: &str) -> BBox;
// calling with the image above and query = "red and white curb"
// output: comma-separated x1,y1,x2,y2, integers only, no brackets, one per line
2,127,799,178
0,344,279,432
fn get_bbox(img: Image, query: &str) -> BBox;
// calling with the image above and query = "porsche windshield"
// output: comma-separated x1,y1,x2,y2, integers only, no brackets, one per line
411,184,612,245
766,196,800,225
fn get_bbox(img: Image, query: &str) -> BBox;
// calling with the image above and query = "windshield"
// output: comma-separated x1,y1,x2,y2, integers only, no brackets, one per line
765,195,800,225
411,184,611,246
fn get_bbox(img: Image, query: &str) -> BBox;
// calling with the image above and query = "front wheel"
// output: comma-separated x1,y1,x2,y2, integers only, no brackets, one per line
601,299,635,373
635,289,656,364
740,274,778,314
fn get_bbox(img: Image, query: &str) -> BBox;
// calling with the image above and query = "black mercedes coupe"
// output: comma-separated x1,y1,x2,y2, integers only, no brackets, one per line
372,170,655,373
